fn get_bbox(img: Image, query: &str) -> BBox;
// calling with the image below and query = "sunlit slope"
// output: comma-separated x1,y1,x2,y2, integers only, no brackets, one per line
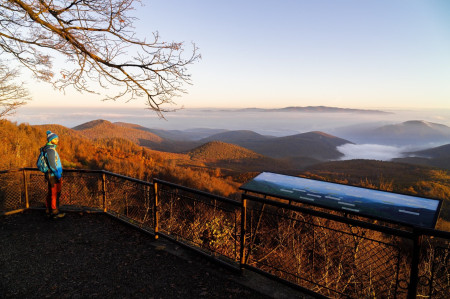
73,119,164,145
188,141,263,161
187,141,321,173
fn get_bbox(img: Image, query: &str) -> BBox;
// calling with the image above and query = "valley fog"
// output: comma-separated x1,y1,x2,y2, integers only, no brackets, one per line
9,107,450,162
10,107,450,136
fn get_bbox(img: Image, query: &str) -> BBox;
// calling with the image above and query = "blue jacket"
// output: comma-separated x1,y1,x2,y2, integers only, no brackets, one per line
43,144,63,180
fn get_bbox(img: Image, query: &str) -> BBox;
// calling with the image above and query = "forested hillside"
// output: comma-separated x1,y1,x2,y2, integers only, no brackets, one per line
2,119,449,228
0,120,239,197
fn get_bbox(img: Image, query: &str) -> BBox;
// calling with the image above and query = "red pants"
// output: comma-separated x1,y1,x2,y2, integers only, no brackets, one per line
46,175,62,213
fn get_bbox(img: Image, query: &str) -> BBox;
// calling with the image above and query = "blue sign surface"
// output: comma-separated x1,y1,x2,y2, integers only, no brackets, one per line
240,172,441,228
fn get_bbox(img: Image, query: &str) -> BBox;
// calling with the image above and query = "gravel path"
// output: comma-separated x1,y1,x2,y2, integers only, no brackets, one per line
1,210,276,299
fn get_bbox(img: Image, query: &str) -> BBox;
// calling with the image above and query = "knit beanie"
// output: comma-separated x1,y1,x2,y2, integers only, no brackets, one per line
47,130,59,142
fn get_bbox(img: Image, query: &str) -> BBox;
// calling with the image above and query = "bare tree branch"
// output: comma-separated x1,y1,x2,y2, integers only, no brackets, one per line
0,63,30,118
0,0,200,117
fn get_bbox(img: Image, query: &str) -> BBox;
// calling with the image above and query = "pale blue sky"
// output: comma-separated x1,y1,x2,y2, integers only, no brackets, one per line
28,0,450,109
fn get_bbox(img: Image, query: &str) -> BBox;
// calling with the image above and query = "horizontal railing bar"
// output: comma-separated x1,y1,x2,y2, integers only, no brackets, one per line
154,178,241,206
8,168,105,174
13,168,154,187
102,170,153,186
2,168,448,241
242,193,414,239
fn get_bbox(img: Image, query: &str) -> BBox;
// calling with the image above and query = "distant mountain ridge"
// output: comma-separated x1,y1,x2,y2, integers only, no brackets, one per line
202,130,352,160
394,143,450,170
407,143,450,159
200,130,274,143
115,122,227,141
73,119,351,161
369,120,450,146
216,106,390,114
337,120,450,146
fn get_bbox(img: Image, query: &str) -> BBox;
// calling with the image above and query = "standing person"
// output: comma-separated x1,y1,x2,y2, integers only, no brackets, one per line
43,130,65,219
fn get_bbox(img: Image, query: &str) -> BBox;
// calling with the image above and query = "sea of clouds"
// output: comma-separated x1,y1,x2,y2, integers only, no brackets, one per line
337,144,416,161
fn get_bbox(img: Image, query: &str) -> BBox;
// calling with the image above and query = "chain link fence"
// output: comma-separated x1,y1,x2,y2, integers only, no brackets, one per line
155,179,241,265
0,170,26,212
243,199,404,298
106,174,154,230
27,171,104,210
417,235,450,298
1,169,449,298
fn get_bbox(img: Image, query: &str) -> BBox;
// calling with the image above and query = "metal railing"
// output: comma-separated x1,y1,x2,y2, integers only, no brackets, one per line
1,168,449,298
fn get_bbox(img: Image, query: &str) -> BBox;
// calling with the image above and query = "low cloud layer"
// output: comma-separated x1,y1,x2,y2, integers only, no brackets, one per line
337,144,406,161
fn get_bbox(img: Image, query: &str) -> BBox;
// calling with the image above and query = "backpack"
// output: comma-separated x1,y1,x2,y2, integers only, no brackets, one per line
36,147,49,173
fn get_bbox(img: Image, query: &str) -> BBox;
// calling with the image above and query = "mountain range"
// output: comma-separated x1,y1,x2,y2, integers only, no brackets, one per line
215,106,391,114
337,120,450,146
2,117,449,229
73,120,352,161
69,119,450,170
395,144,450,170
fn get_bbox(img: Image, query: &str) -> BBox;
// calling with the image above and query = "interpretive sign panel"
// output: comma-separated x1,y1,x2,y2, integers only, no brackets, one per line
240,172,442,228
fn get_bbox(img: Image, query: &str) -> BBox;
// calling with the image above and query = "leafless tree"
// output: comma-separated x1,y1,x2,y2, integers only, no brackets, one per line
0,0,200,116
0,64,30,118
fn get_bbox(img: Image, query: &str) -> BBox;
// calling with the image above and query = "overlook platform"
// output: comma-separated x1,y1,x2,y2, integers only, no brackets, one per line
0,210,307,299
1,169,449,298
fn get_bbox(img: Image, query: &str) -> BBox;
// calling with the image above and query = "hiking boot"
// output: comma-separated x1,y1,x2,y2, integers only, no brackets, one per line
52,212,66,219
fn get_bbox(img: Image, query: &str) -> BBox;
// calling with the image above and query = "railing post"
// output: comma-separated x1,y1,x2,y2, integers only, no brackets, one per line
102,173,107,212
22,170,29,209
240,195,247,270
408,229,422,299
153,181,159,240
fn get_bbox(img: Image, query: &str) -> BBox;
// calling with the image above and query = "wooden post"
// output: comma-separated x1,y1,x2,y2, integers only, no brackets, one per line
102,173,107,212
153,181,159,240
240,196,247,270
22,170,29,209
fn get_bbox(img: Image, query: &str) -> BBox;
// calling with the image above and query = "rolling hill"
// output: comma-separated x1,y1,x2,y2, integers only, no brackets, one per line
200,130,274,143
394,144,450,170
348,120,450,146
202,130,351,160
73,119,164,147
89,122,351,161
407,143,450,159
187,141,320,173
114,122,227,141
188,141,264,161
